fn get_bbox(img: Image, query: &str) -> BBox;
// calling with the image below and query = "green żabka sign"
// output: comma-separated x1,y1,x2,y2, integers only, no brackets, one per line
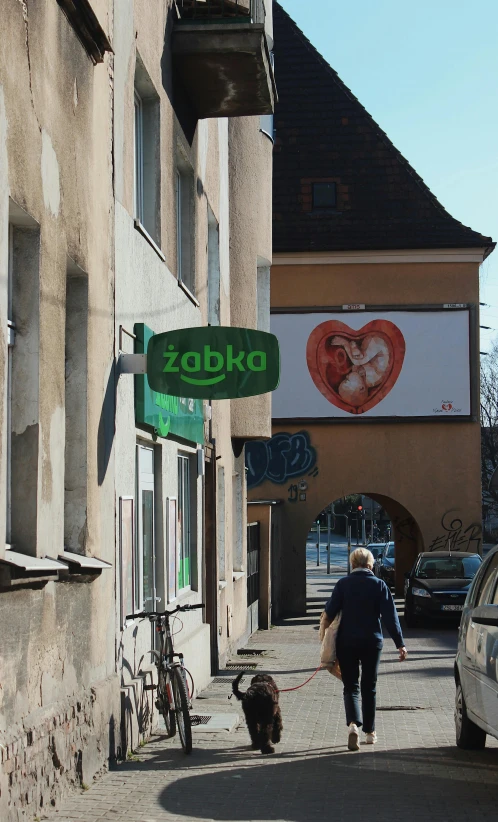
135,324,204,444
147,327,280,400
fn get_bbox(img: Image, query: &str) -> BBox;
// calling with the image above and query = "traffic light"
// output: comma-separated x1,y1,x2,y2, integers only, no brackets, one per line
357,505,363,511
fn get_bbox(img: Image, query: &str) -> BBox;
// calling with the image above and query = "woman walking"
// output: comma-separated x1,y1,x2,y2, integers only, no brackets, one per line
322,547,407,750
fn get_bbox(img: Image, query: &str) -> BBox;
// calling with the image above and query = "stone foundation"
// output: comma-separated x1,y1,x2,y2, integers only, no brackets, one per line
0,677,120,822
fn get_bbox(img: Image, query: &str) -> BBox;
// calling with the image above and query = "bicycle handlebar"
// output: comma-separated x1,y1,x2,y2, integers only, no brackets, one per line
126,603,205,621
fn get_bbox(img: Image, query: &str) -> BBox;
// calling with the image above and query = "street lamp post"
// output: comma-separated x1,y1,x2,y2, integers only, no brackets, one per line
333,505,349,573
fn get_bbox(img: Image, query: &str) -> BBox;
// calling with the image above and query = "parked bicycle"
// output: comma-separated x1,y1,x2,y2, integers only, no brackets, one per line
126,603,205,754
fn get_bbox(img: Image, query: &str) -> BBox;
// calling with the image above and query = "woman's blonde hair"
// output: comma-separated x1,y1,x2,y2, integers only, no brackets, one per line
350,547,375,569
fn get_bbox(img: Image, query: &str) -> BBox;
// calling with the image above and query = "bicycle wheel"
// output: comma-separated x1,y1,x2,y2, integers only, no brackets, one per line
171,666,192,754
158,668,176,738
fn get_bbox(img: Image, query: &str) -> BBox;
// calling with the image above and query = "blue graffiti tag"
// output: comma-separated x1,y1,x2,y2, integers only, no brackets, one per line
245,431,317,490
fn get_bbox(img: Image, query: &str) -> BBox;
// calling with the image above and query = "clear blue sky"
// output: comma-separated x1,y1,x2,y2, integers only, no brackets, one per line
278,0,498,352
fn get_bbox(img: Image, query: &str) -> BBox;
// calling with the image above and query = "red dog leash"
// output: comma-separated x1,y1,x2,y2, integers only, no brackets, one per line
277,665,323,693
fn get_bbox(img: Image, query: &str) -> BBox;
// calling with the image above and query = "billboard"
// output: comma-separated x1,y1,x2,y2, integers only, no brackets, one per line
271,308,474,421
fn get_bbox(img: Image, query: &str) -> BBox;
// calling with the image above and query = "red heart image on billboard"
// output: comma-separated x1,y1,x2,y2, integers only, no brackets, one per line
442,403,453,411
306,320,406,415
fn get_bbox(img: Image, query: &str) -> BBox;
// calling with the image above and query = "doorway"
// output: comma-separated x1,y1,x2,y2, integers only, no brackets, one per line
247,521,261,633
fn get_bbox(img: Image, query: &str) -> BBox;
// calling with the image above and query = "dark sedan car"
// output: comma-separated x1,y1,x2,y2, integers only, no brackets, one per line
404,552,482,628
366,542,386,561
374,541,395,587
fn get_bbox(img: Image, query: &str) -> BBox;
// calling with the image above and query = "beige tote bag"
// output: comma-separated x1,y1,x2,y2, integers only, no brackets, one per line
319,611,342,680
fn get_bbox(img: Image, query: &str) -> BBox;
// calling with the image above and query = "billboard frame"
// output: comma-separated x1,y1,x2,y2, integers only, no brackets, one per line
270,303,478,424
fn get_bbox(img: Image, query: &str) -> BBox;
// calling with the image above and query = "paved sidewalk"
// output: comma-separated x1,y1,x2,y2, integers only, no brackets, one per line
48,565,498,822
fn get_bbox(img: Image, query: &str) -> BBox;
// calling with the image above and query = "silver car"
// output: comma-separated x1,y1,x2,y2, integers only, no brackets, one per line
454,546,498,748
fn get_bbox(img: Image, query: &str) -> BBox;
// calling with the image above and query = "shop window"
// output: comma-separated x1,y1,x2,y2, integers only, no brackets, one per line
178,453,193,591
218,465,226,581
136,444,157,610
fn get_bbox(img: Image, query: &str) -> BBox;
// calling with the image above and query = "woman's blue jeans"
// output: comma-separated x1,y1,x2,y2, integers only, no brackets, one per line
336,641,382,733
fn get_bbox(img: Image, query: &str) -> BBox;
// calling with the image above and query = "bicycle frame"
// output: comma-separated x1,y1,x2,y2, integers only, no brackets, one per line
126,602,204,751
151,612,190,706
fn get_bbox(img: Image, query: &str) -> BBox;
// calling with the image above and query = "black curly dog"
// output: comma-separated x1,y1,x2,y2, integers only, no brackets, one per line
232,672,283,754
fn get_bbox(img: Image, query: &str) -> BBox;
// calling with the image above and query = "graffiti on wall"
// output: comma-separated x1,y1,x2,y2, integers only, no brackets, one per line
246,431,317,490
392,515,418,543
428,511,482,553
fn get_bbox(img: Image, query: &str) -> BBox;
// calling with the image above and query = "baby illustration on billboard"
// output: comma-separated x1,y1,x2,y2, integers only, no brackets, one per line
306,319,406,414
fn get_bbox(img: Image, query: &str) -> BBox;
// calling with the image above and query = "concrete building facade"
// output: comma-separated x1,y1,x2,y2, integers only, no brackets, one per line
0,0,275,818
0,2,117,819
114,0,275,750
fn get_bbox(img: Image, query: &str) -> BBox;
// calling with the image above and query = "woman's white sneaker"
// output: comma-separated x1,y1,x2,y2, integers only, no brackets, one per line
365,731,377,745
347,723,360,751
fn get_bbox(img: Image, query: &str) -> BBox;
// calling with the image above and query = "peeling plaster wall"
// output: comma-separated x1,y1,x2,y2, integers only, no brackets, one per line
0,1,117,819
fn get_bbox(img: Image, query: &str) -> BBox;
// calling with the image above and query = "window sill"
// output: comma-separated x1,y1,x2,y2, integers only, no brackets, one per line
178,278,200,308
0,550,66,590
232,571,245,581
134,220,166,262
218,580,227,591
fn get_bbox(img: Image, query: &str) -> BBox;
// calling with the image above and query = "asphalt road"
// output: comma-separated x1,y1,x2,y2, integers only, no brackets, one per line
306,532,351,568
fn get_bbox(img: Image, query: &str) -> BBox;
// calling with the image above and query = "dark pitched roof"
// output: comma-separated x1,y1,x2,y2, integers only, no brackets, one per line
272,3,494,256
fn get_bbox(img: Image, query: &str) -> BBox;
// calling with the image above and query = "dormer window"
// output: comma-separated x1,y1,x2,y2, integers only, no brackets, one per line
312,182,337,210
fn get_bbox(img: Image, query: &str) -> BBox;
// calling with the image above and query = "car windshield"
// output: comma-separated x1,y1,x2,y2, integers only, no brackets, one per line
385,543,395,558
417,555,481,580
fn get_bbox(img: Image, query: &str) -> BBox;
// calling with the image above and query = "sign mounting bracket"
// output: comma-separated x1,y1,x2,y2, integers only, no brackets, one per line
118,353,147,374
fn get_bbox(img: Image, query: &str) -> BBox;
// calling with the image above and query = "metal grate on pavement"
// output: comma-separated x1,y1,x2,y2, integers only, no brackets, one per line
191,715,211,725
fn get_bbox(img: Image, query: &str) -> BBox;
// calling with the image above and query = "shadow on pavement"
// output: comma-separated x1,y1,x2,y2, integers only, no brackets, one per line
157,745,498,821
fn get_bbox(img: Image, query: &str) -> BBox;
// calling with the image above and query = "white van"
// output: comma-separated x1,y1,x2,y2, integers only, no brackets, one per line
454,546,498,748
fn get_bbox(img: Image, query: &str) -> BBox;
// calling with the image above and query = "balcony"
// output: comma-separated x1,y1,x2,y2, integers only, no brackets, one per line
172,0,276,119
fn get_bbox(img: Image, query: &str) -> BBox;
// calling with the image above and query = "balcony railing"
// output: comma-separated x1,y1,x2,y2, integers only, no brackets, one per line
176,0,266,25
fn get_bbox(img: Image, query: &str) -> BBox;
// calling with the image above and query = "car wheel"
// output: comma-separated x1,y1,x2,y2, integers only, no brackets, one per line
455,683,486,749
404,602,417,628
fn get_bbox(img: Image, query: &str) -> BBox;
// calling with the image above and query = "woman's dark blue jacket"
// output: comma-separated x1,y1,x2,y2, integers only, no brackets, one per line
325,569,404,649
